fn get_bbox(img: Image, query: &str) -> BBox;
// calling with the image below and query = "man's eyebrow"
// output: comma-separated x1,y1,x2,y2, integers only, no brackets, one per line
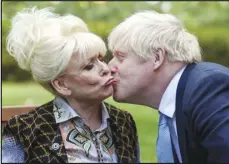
115,51,127,56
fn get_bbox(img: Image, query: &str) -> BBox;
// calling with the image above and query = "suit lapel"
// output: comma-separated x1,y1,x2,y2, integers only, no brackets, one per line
175,63,195,163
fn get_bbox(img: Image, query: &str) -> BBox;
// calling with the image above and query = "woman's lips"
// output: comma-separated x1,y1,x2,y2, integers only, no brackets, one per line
104,78,119,86
104,78,114,86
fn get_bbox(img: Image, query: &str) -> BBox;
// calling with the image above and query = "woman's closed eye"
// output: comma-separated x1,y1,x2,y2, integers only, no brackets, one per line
84,54,106,71
84,64,94,70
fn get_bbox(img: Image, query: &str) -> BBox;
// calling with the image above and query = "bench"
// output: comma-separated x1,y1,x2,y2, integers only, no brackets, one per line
2,105,38,126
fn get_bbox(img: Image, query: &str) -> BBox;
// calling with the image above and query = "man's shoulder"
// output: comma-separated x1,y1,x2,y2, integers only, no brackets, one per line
189,62,229,77
184,62,229,88
181,62,229,111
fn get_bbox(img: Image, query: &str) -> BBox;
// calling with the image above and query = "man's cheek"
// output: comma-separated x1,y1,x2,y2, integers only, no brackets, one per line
118,64,128,75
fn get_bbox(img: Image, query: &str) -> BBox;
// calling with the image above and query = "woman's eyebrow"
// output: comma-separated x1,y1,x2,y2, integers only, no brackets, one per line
89,56,97,62
89,53,104,61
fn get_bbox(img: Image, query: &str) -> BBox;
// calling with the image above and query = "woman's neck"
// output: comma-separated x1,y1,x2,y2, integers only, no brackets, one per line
64,97,102,131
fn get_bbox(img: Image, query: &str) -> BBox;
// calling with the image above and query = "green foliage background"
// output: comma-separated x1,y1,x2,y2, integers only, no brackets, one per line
2,1,229,81
2,1,229,162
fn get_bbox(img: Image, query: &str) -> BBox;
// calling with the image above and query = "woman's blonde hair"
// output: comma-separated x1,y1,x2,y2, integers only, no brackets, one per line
6,6,107,94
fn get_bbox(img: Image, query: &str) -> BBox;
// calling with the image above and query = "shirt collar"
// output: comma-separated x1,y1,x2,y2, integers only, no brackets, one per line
96,103,110,131
53,97,110,125
158,65,187,118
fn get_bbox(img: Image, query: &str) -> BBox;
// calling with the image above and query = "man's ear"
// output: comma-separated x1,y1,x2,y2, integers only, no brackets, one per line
51,78,72,96
153,48,166,70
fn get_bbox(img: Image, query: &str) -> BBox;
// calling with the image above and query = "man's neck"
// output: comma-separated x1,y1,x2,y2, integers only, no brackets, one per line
146,61,186,109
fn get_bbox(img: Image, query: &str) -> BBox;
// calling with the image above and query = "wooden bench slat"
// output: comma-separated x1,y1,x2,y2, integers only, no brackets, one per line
2,105,38,122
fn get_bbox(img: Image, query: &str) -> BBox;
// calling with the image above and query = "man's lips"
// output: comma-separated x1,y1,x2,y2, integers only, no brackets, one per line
111,79,119,85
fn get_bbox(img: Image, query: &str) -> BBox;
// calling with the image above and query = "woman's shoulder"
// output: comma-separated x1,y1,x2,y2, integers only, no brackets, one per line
4,100,55,134
103,102,136,124
104,102,131,115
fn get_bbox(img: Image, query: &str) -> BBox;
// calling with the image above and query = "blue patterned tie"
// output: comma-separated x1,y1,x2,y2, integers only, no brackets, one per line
156,112,174,163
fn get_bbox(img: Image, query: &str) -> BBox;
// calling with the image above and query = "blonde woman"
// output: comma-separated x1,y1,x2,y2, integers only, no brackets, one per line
2,7,140,163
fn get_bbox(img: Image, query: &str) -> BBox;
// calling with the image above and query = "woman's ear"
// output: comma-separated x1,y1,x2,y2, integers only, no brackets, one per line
153,48,166,70
51,77,72,96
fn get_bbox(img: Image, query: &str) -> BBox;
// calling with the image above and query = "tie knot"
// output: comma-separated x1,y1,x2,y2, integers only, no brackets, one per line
159,112,170,126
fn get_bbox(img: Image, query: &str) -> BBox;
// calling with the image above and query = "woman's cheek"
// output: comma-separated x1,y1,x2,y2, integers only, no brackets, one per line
80,75,101,86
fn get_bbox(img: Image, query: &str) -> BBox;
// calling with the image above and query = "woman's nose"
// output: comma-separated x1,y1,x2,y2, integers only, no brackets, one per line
101,68,109,76
100,62,110,76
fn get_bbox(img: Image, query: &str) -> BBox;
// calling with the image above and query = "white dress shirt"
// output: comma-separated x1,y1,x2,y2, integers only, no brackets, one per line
157,65,187,162
158,65,187,135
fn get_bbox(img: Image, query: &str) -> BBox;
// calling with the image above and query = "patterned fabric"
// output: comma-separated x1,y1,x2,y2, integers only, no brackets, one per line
53,97,118,162
156,112,174,162
2,100,140,163
106,103,140,163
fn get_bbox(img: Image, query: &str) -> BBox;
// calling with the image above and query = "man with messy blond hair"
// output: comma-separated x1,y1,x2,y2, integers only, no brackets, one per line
108,10,229,163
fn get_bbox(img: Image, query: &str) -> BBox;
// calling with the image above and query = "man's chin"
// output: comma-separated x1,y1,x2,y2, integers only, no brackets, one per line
104,86,114,98
112,92,125,103
111,86,127,102
112,96,121,102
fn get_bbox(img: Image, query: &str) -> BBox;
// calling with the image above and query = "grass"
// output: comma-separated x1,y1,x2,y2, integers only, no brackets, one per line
2,82,159,162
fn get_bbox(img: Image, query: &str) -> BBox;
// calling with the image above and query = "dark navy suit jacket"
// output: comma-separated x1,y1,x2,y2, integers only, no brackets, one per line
175,62,229,163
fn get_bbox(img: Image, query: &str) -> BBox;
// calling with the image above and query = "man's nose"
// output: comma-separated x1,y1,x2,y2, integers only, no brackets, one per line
108,58,118,75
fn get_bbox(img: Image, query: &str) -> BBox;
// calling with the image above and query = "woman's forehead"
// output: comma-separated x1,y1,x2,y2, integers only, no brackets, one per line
69,52,105,67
